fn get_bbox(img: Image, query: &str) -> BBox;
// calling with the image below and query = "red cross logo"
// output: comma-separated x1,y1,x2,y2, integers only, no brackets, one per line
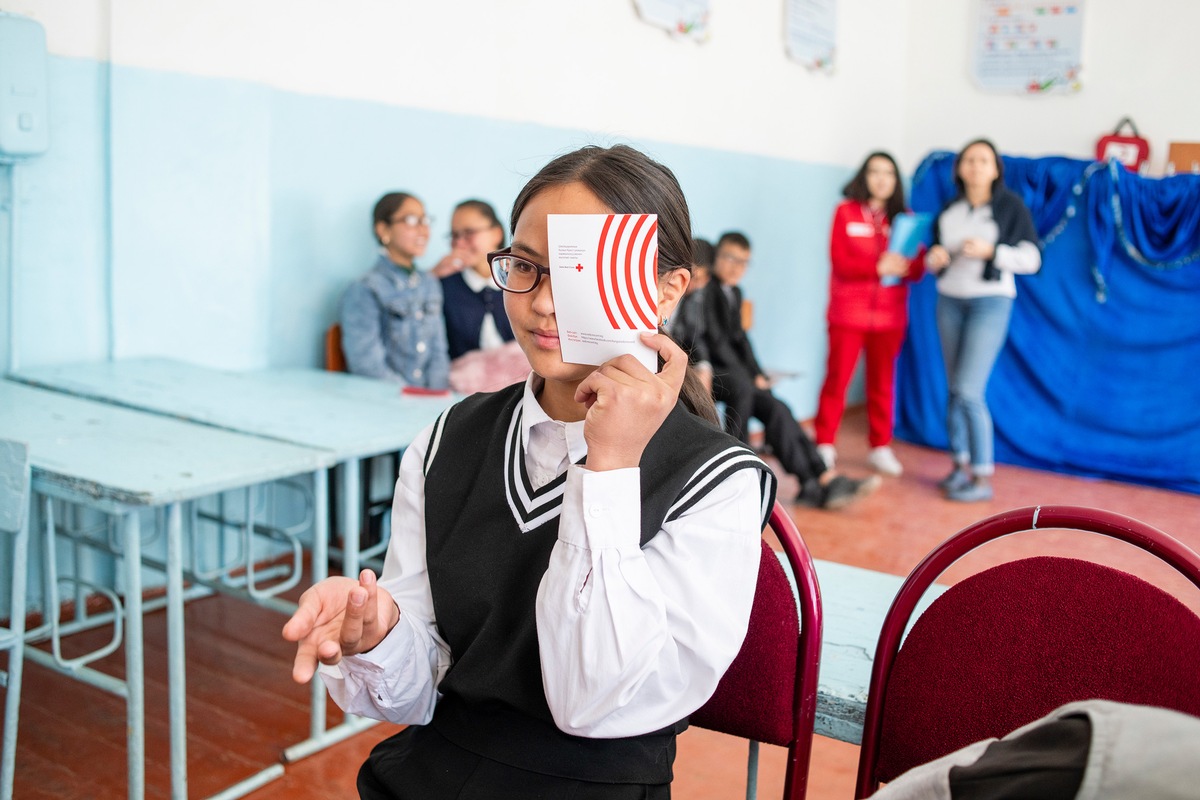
575,263,583,272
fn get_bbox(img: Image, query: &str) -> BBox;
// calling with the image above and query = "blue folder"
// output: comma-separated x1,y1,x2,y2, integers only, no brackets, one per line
888,212,933,258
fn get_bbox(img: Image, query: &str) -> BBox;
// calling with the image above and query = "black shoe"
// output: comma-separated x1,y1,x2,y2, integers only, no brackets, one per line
821,474,881,510
793,477,824,507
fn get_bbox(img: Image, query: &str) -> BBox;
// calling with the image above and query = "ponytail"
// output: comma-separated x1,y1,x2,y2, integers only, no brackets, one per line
679,365,719,426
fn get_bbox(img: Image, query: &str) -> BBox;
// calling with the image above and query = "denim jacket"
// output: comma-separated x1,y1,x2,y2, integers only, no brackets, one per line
339,254,450,388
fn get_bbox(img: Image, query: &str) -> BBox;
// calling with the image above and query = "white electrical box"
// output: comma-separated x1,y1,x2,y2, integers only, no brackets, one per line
0,12,50,159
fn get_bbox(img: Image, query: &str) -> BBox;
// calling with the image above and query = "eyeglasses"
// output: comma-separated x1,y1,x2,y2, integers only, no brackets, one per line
390,214,433,227
487,248,551,294
718,252,751,268
449,226,494,242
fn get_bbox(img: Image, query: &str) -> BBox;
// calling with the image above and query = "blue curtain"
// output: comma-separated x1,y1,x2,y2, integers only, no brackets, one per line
897,152,1200,494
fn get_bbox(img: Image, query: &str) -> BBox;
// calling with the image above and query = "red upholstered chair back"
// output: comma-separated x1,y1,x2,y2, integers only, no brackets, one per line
855,505,1200,799
325,323,347,372
690,502,823,800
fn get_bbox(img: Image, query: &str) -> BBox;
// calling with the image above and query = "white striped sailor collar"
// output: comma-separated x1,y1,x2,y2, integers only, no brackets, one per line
519,373,588,467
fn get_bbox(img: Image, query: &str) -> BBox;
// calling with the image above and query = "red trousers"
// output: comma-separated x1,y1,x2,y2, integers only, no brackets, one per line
814,325,906,448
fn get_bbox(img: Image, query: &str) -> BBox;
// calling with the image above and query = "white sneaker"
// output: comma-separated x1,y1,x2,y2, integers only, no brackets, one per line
868,445,903,476
816,444,837,470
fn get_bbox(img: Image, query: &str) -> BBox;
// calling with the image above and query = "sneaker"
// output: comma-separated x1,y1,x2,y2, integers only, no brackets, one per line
946,479,994,503
821,474,882,510
937,466,971,493
867,445,903,476
816,444,837,470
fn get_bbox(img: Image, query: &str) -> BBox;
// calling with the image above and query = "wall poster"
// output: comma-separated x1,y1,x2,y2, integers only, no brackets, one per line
633,0,711,43
785,0,837,73
974,0,1085,93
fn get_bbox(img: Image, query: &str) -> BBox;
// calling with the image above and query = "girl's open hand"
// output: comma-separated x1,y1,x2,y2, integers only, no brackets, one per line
282,569,399,684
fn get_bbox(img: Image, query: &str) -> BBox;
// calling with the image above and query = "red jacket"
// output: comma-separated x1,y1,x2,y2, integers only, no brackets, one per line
826,200,925,331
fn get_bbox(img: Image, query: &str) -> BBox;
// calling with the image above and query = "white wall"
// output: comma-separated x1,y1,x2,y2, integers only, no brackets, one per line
11,0,913,167
902,0,1199,175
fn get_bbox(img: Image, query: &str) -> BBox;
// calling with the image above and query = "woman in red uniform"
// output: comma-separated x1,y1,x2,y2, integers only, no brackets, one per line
814,152,923,476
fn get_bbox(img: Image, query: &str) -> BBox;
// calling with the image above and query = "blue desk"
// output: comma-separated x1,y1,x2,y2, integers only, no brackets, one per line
13,359,454,578
10,359,455,795
808,559,945,744
1,380,325,799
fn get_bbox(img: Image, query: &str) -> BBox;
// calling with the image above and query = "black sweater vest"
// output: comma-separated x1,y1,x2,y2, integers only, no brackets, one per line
420,382,775,783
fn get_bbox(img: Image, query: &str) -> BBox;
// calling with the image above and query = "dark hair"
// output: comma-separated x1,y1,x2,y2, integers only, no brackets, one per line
509,145,716,425
454,198,506,247
952,138,1005,198
842,152,907,222
692,237,715,271
372,192,419,244
716,231,751,251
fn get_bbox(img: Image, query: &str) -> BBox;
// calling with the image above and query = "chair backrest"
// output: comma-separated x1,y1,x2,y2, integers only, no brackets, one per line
325,323,347,372
690,501,823,800
855,505,1200,798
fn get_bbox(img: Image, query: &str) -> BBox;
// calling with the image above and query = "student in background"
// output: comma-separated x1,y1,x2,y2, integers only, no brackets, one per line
284,144,776,799
666,236,715,394
926,139,1041,502
339,192,450,389
702,231,880,509
430,199,515,359
815,152,924,478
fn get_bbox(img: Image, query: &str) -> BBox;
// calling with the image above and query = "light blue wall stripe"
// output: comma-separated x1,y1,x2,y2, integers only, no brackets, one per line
9,56,857,415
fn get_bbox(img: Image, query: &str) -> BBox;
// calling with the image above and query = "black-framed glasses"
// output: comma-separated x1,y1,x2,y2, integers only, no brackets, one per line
487,247,551,294
391,214,433,227
449,226,494,242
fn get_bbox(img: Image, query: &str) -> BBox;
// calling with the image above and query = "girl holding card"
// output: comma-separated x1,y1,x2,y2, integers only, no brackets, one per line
284,145,776,799
815,151,923,477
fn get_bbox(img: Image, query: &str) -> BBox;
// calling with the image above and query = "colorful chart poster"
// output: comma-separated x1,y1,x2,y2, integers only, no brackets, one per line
973,0,1085,93
633,0,710,43
547,214,659,371
785,0,837,73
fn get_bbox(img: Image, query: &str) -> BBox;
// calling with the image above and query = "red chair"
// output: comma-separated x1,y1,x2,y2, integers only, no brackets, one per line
855,505,1200,798
325,322,348,373
690,501,823,800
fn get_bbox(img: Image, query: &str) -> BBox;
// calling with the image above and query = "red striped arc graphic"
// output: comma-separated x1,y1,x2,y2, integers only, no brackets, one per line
594,214,658,331
596,215,618,328
608,215,636,329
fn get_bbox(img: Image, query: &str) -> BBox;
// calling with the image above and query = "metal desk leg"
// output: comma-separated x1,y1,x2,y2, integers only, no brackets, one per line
340,459,361,580
282,467,376,765
167,502,187,799
310,468,330,740
122,511,145,800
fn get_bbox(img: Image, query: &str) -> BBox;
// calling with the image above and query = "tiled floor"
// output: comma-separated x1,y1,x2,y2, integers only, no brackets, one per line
8,407,1200,798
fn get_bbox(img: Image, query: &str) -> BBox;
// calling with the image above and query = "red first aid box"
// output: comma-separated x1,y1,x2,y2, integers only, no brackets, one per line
1096,118,1150,171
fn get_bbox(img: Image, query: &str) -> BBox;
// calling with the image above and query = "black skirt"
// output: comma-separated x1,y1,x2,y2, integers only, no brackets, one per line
358,724,672,800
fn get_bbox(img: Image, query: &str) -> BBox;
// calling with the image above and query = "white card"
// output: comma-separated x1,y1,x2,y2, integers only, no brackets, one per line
547,214,659,372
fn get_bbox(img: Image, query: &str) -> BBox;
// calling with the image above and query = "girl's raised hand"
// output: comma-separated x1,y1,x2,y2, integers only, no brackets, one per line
574,332,688,472
282,569,399,684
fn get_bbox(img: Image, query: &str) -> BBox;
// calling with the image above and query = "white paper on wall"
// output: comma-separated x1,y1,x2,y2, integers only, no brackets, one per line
785,0,837,73
973,0,1085,93
633,0,711,43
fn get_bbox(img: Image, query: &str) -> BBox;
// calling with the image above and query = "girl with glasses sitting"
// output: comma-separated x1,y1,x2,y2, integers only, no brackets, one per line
339,191,450,389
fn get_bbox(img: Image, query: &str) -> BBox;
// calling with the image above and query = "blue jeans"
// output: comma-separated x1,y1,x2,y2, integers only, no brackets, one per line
936,295,1013,475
